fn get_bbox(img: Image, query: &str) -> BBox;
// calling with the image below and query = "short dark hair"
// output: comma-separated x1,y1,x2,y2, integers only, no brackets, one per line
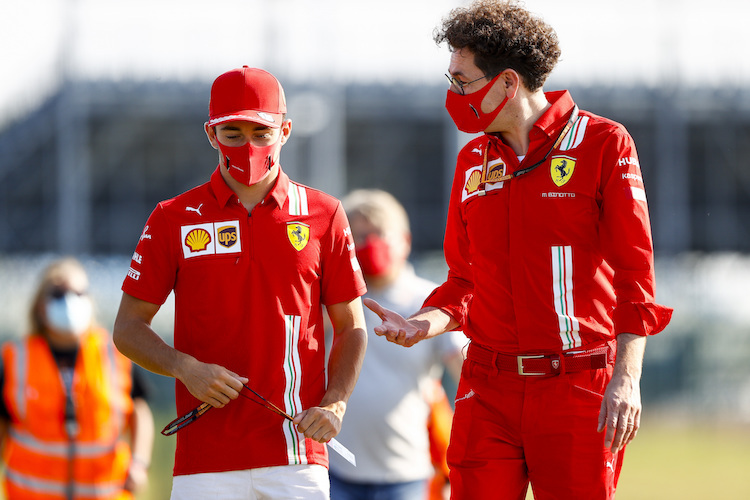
434,0,561,91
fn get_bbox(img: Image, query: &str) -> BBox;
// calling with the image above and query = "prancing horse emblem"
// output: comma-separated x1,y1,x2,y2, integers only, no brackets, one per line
287,222,310,251
550,156,576,187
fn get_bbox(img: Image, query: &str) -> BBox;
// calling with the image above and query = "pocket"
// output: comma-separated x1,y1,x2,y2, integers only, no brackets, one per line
464,358,491,380
569,367,611,405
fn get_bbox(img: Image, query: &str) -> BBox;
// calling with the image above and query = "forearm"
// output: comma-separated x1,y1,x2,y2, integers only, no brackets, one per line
322,325,367,417
613,332,647,381
130,398,154,466
408,306,460,339
113,316,191,380
113,293,198,383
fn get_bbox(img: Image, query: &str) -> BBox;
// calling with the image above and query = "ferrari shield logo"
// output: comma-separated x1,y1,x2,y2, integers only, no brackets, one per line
551,156,576,187
287,222,309,251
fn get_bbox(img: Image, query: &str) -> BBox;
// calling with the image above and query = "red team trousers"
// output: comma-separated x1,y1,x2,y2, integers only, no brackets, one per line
448,350,624,499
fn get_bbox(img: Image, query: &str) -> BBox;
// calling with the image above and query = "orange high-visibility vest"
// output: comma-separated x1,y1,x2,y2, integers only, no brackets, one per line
1,328,134,499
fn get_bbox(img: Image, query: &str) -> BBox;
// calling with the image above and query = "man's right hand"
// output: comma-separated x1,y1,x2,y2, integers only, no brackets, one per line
363,298,429,347
176,357,248,408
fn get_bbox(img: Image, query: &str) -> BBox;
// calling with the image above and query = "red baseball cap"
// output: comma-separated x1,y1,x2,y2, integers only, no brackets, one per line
208,66,287,128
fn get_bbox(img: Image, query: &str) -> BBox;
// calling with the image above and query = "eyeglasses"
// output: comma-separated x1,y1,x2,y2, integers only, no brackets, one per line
48,287,87,300
444,73,490,95
161,382,293,436
162,380,359,466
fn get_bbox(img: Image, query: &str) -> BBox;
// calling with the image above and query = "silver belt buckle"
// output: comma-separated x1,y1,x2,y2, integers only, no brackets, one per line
517,355,546,376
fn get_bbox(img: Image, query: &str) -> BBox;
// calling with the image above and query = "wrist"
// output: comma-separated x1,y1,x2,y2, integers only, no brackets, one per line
130,455,150,470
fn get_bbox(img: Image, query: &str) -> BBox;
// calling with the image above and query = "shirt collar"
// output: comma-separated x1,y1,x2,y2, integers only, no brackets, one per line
210,166,235,208
533,90,577,140
209,165,291,210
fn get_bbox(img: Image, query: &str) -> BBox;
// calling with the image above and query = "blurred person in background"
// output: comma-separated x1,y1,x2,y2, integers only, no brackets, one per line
0,257,154,499
364,1,673,499
329,189,465,500
113,66,367,499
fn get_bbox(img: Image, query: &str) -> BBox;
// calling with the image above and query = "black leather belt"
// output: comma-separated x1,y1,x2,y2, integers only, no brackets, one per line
467,341,613,376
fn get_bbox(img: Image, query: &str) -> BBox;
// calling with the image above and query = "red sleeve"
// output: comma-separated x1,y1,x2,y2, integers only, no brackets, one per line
320,202,367,306
422,144,475,327
121,203,178,306
598,127,672,336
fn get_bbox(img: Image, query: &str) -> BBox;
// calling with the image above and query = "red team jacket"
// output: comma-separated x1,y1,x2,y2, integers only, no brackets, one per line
122,168,366,475
424,91,672,353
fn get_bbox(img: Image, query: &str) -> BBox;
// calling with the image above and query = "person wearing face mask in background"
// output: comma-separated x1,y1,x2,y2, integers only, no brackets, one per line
0,257,154,499
328,189,466,500
113,67,367,499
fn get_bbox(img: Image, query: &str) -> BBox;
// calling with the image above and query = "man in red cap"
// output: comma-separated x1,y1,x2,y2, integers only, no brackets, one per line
114,66,368,499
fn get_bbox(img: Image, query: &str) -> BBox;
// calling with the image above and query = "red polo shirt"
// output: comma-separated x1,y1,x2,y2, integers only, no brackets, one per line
425,90,672,354
122,167,366,475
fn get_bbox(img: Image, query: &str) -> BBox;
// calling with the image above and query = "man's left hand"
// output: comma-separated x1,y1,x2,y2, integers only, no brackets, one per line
597,333,646,452
293,403,343,443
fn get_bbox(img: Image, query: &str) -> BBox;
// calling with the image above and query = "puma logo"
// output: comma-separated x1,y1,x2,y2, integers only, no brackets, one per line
606,461,615,472
186,204,203,216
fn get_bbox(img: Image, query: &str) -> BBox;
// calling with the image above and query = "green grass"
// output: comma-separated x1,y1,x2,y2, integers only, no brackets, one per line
132,416,749,499
521,419,750,499
615,420,750,499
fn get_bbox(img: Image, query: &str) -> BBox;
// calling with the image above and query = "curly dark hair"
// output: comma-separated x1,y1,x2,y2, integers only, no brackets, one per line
434,0,561,91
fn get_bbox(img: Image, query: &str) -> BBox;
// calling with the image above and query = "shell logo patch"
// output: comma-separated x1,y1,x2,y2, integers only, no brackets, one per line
181,221,241,259
551,156,576,187
287,222,310,251
465,170,482,195
462,164,505,203
185,228,211,252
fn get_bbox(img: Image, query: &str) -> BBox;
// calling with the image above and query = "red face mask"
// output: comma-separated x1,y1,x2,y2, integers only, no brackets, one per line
218,135,282,186
445,73,507,134
355,234,392,277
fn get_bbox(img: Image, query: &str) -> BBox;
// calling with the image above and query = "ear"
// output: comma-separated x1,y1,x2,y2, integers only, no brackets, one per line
500,69,521,100
204,122,219,150
279,119,292,146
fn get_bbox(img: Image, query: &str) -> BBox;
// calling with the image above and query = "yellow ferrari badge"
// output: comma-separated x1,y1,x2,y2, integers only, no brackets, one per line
287,222,310,251
550,156,576,187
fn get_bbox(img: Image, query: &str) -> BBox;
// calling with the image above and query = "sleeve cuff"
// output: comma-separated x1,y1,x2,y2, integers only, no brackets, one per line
613,302,673,336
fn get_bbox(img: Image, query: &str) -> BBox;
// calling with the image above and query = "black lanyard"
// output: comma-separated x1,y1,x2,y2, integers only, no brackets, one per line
478,105,580,196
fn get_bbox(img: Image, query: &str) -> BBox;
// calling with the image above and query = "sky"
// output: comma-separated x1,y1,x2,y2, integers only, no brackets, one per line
1,0,748,126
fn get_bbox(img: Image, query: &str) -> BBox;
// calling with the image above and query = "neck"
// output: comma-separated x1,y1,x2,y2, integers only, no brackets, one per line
221,164,280,212
493,90,550,156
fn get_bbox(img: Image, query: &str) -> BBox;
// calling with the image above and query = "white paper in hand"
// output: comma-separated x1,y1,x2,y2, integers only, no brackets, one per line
327,437,356,466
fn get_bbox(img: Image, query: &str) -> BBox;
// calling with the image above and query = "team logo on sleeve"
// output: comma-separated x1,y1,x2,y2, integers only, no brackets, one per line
287,222,310,251
551,156,576,187
181,221,241,258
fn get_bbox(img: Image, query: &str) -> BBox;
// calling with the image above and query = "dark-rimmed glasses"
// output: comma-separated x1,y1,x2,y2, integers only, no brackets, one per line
48,287,87,299
445,73,490,95
161,382,293,436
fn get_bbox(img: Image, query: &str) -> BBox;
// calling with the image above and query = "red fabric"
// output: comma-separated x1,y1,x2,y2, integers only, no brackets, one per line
424,90,672,354
448,359,624,499
122,167,366,475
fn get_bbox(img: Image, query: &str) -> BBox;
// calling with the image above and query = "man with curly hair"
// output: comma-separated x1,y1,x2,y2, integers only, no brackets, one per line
364,1,673,498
